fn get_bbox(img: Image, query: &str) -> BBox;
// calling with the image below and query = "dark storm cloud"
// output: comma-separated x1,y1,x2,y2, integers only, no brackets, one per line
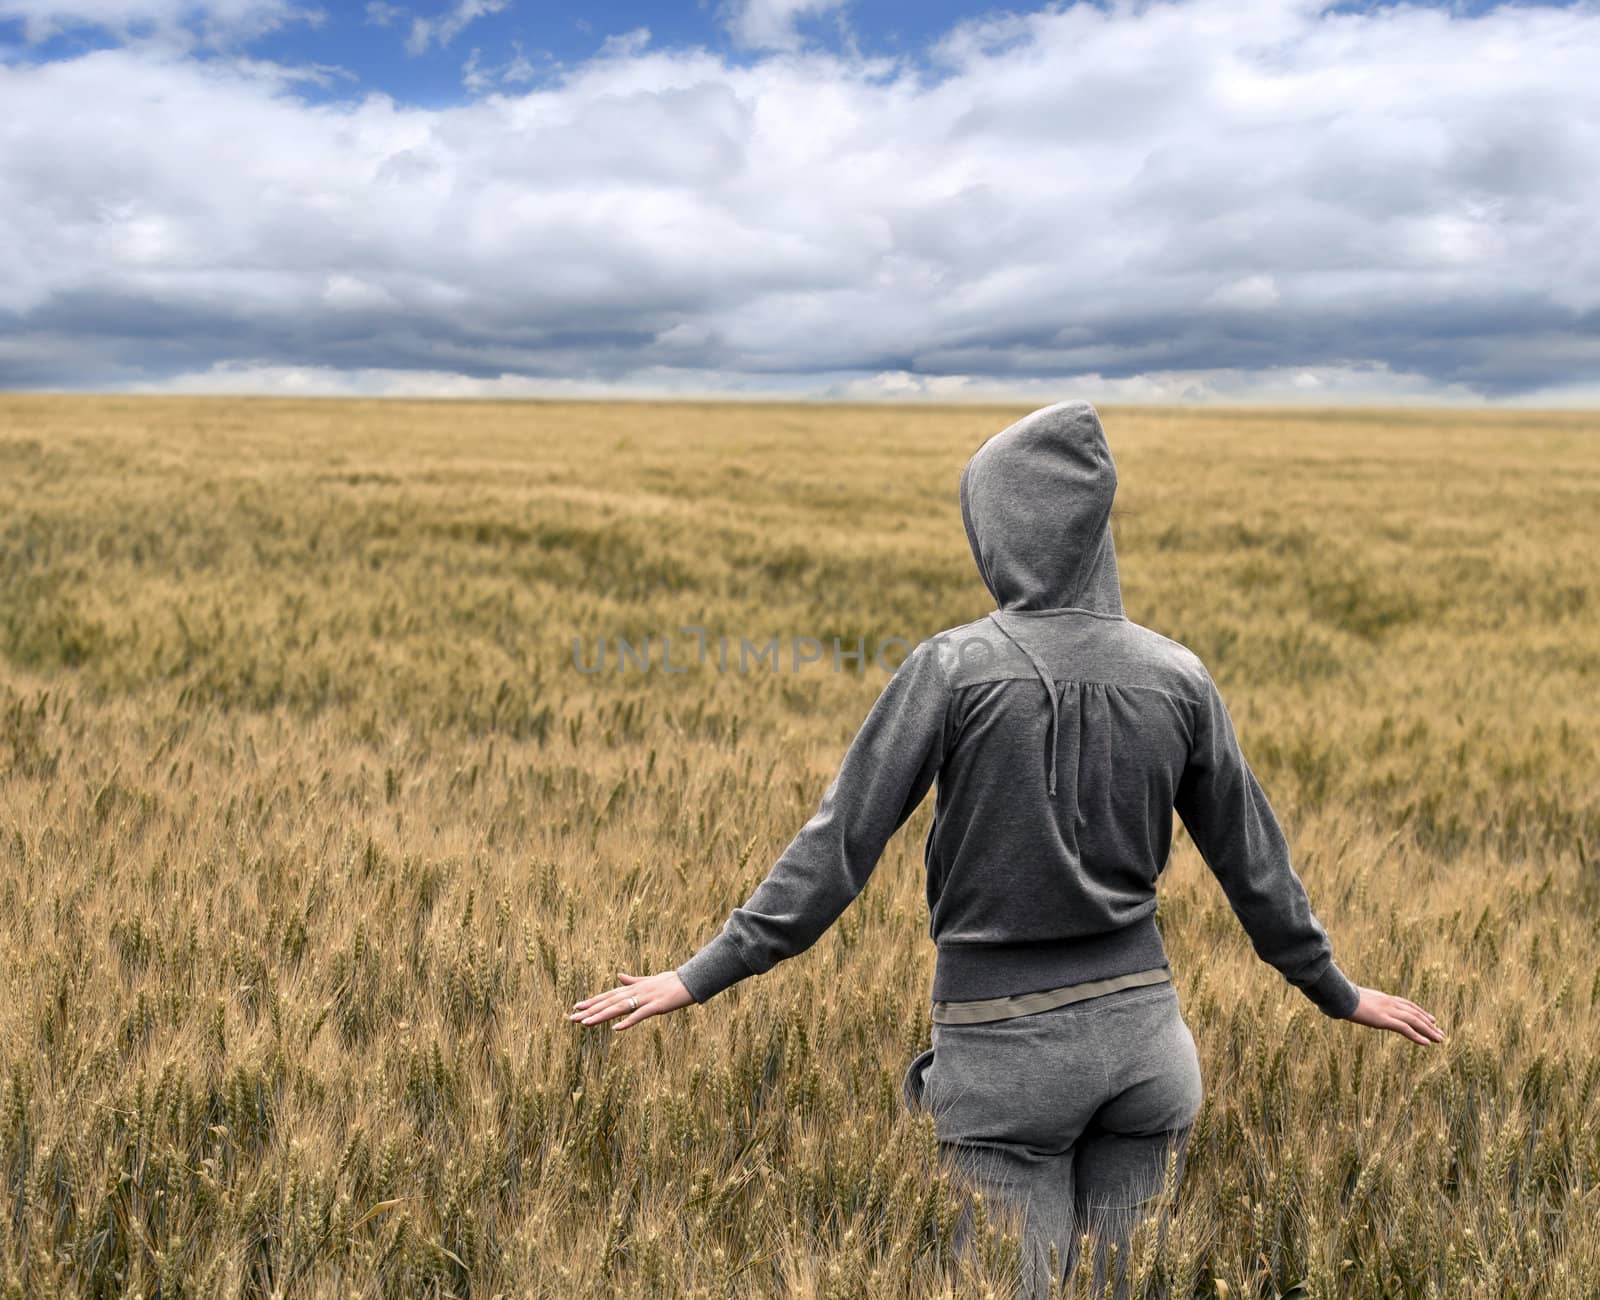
2,0,1598,402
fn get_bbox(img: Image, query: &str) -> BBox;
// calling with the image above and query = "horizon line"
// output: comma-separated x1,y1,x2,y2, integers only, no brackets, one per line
5,388,1599,417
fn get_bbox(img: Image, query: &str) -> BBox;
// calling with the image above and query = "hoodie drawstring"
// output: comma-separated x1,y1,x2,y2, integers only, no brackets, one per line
987,612,1059,797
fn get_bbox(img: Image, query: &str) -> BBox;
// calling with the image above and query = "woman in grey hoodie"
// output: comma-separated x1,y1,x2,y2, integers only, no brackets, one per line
570,399,1444,1299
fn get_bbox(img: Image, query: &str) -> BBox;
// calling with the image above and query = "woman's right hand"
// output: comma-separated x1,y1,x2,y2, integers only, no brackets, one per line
1346,987,1445,1044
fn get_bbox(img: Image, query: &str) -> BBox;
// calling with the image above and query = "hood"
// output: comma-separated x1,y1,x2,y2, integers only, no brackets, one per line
959,399,1125,797
959,398,1124,616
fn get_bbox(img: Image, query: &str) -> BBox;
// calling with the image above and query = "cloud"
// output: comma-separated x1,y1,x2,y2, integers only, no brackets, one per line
461,40,548,95
404,0,506,55
1206,275,1280,311
722,0,848,51
818,363,1502,407
91,358,1600,409
598,26,649,59
0,0,320,48
2,0,1599,402
111,359,819,398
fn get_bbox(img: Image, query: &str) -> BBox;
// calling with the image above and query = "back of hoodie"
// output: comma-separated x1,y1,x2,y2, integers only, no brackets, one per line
676,400,1361,1021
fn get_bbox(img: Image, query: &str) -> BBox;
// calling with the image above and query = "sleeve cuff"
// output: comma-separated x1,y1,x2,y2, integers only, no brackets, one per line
676,932,758,1006
1300,959,1361,1019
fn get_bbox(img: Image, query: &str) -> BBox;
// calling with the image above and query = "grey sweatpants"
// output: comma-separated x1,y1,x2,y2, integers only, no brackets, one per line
901,979,1204,1300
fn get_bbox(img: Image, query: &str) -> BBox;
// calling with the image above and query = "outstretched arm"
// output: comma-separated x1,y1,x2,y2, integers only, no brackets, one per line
569,637,951,1030
1174,665,1444,1044
1174,666,1362,1018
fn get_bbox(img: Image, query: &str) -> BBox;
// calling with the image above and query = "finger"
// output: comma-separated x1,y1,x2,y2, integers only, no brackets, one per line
1401,1007,1443,1040
572,983,629,1013
1398,998,1437,1024
1390,1016,1429,1045
571,989,626,1021
613,1000,651,1030
571,987,618,1010
577,998,629,1026
576,987,652,1025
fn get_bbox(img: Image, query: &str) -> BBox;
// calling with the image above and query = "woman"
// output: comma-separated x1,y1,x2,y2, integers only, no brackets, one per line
570,399,1444,1299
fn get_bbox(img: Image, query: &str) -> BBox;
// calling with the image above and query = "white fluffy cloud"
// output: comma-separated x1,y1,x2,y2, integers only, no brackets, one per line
722,0,849,51
3,0,1599,401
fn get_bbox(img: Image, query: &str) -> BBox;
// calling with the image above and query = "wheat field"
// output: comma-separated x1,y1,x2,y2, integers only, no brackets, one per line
0,394,1597,1299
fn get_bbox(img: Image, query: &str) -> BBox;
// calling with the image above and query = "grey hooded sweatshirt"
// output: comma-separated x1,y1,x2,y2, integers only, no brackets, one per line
675,399,1362,1020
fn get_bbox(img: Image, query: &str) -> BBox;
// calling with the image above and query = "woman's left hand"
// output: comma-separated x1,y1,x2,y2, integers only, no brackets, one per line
568,970,694,1030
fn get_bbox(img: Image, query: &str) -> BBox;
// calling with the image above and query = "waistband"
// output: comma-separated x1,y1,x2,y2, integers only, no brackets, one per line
931,910,1170,1002
932,965,1171,1024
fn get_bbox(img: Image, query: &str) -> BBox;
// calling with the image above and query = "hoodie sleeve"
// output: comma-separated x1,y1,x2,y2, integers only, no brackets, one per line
1174,668,1361,1019
675,638,951,1005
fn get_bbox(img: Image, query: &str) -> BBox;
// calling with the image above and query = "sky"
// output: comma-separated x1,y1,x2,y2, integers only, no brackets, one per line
2,0,1598,406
